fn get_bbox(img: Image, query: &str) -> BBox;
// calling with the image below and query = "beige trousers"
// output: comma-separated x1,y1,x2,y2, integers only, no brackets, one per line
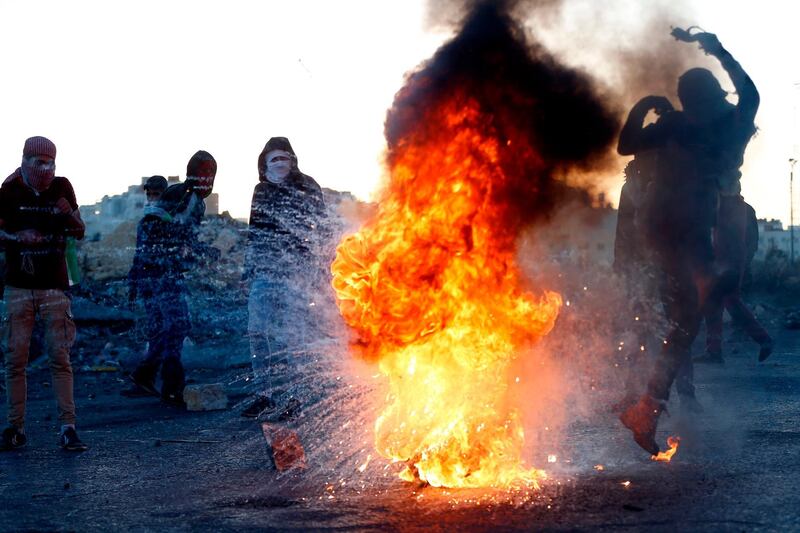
3,286,77,429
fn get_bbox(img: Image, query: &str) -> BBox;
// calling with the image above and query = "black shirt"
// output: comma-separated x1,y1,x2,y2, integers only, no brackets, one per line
0,174,83,290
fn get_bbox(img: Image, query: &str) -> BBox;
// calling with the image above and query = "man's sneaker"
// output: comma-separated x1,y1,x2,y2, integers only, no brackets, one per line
59,427,88,452
619,394,666,455
241,395,276,418
121,373,159,398
1,427,27,451
694,351,724,365
758,337,774,362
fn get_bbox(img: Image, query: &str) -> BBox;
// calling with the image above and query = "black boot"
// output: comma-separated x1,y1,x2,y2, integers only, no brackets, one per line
161,358,186,408
121,366,160,398
1,427,27,451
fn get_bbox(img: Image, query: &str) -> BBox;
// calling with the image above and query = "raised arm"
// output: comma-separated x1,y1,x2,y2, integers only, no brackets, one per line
698,33,759,123
672,29,760,124
618,96,674,156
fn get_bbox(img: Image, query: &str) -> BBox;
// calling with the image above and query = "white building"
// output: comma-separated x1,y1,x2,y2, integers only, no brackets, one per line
755,218,800,261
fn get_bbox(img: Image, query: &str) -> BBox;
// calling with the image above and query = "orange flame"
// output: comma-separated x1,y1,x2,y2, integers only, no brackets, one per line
331,93,561,488
651,436,681,462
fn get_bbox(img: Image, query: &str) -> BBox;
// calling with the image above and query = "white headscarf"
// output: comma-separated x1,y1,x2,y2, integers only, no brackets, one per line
265,149,293,184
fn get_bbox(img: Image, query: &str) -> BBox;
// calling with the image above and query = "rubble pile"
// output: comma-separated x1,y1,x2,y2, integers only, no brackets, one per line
72,213,251,369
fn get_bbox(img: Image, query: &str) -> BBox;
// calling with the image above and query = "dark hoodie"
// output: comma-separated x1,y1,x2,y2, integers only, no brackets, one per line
243,137,325,282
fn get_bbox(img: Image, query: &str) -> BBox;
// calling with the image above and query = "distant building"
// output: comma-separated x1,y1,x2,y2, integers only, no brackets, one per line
82,176,219,241
755,218,800,261
321,187,357,207
543,203,617,266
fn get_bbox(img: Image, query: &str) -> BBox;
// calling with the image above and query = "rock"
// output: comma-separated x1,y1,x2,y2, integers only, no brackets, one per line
261,423,306,471
183,383,228,411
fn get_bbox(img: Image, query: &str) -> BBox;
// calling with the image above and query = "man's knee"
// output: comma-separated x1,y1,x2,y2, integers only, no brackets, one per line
48,342,74,371
5,319,34,369
4,350,28,378
41,291,76,349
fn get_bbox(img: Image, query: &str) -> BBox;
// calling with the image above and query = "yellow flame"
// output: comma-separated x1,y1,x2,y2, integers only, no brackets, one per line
331,96,561,488
651,435,681,462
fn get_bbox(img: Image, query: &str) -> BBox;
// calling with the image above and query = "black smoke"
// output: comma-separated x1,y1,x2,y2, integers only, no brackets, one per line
384,0,620,227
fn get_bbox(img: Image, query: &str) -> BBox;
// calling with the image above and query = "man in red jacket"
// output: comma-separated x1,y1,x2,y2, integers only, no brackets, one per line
0,136,87,452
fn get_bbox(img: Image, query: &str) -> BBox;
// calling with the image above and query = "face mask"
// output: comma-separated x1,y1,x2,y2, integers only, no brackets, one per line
188,176,215,198
267,161,291,183
22,158,56,192
265,149,293,183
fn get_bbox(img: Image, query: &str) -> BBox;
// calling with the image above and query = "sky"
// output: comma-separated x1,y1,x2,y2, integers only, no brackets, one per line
0,0,798,224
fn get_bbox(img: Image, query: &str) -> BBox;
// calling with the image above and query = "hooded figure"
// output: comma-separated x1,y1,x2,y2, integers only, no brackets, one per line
244,137,325,282
240,137,325,420
617,30,760,456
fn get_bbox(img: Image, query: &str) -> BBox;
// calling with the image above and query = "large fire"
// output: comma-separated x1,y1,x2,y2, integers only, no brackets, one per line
331,92,561,488
330,2,617,489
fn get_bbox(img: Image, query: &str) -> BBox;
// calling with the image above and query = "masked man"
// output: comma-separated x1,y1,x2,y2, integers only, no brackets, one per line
0,136,87,451
124,152,218,407
240,137,325,420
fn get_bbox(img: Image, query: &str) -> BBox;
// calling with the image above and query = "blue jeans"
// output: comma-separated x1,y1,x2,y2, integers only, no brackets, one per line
133,278,191,395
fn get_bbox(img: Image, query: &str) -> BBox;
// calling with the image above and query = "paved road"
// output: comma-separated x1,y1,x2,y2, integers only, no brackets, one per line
1,313,799,531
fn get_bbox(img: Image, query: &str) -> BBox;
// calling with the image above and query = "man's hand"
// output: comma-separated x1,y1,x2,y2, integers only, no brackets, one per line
695,32,723,56
15,229,44,244
638,95,674,116
55,198,74,215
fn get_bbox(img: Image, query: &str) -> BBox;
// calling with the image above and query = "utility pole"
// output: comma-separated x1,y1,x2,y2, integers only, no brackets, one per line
791,82,800,265
792,158,798,265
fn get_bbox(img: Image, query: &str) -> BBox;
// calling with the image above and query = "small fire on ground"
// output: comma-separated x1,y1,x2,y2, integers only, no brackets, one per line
651,436,681,462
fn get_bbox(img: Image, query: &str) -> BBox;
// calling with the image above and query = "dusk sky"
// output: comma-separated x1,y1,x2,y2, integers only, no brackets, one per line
1,0,797,224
